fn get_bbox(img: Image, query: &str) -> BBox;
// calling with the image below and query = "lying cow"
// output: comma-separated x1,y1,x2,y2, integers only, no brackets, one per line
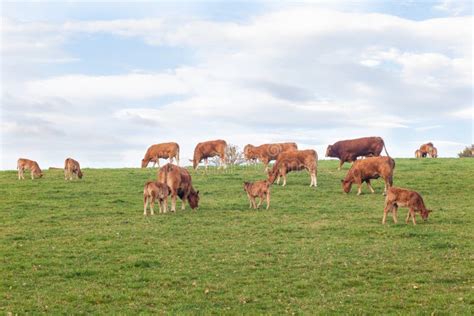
244,142,297,171
267,149,318,187
243,180,271,210
141,142,180,168
326,136,389,170
64,158,83,180
341,156,395,195
17,158,43,180
158,163,200,212
192,139,227,170
143,181,170,215
383,187,432,225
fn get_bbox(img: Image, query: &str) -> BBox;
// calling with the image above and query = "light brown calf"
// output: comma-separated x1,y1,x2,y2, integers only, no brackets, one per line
243,180,271,210
158,163,200,212
17,158,43,180
383,187,432,225
267,149,318,187
143,181,170,215
64,158,83,180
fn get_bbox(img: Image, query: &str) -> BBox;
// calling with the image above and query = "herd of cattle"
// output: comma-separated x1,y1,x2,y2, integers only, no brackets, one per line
16,137,436,225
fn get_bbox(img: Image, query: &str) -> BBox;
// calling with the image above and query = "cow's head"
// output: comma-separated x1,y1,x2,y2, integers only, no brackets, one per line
141,159,149,168
326,145,333,157
341,179,352,193
188,189,200,209
243,182,251,192
421,209,432,221
78,170,83,179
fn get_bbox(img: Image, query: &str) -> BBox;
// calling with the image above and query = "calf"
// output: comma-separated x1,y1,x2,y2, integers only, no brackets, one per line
143,181,170,215
64,158,83,180
17,158,43,180
267,149,318,187
158,163,200,212
341,156,395,195
243,180,271,210
383,187,432,225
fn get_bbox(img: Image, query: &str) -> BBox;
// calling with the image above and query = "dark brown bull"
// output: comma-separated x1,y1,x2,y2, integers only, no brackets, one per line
244,142,298,171
383,187,432,225
158,163,199,212
141,142,180,168
192,139,227,170
326,136,389,170
341,156,395,195
267,149,318,187
64,157,83,180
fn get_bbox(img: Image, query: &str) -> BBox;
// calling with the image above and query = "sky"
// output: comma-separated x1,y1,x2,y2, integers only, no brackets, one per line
1,0,472,169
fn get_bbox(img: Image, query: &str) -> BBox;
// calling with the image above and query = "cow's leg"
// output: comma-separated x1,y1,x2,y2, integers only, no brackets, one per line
410,208,417,225
256,195,263,209
205,158,208,170
150,197,155,216
171,193,177,212
181,195,187,210
266,191,270,210
20,168,24,180
392,205,398,224
282,172,287,186
247,193,252,208
64,169,68,180
276,174,281,185
251,197,257,209
366,180,375,194
31,170,34,180
357,182,363,195
338,160,344,170
382,203,391,224
144,197,148,216
163,196,168,213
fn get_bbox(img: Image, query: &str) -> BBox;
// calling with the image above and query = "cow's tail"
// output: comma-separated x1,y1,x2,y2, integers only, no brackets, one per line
382,139,390,157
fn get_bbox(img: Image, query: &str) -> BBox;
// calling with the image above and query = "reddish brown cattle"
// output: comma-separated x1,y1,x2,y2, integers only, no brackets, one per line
243,180,271,210
143,181,170,215
158,163,199,212
17,158,43,180
383,187,432,225
244,142,298,171
326,136,389,170
431,147,438,158
419,142,435,158
141,142,180,168
341,156,395,195
64,158,83,180
415,149,422,158
192,139,227,170
267,149,318,187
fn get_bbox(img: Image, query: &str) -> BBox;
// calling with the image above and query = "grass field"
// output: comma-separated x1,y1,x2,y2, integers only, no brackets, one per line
1,158,473,314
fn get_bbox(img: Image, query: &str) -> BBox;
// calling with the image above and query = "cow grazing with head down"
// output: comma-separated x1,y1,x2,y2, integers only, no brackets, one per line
267,149,318,187
326,136,389,170
143,181,170,215
419,142,435,158
431,147,438,158
64,158,83,180
158,163,199,212
243,180,271,210
141,142,180,168
17,158,43,180
244,142,298,171
341,156,395,196
383,187,432,225
192,139,227,170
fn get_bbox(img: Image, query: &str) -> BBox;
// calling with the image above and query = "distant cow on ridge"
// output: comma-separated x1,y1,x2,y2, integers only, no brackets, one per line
267,149,318,187
326,136,389,170
17,158,43,180
418,142,436,158
64,158,83,180
141,142,180,168
192,139,227,170
244,142,298,171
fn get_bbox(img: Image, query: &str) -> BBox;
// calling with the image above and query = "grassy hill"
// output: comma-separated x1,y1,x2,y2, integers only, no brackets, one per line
1,159,473,314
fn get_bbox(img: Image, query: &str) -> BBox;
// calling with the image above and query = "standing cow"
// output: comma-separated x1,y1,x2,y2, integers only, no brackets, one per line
341,156,395,195
192,139,227,170
143,180,170,215
326,136,389,170
267,149,318,187
17,158,43,180
64,158,83,180
158,163,200,212
244,142,298,171
141,142,180,168
418,142,435,158
383,187,432,225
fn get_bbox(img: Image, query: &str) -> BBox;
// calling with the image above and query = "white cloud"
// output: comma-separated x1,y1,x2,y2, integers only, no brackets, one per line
450,107,473,119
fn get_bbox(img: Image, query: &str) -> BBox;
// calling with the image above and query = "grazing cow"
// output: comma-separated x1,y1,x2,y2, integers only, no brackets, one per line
243,180,271,210
192,139,227,170
341,156,395,195
415,149,422,158
64,158,83,180
141,142,180,168
17,158,43,180
267,149,318,187
158,163,199,212
143,181,170,215
244,142,298,171
326,136,389,170
431,147,438,158
383,187,432,225
419,142,435,158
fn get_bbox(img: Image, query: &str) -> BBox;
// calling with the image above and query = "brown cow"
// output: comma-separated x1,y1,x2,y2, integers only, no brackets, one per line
415,149,422,158
341,156,395,195
419,142,435,158
267,149,318,187
158,163,199,212
143,181,170,215
64,158,83,180
431,147,438,158
192,139,227,170
243,180,271,210
244,142,298,171
326,136,389,170
383,187,432,225
17,158,43,180
141,142,180,168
